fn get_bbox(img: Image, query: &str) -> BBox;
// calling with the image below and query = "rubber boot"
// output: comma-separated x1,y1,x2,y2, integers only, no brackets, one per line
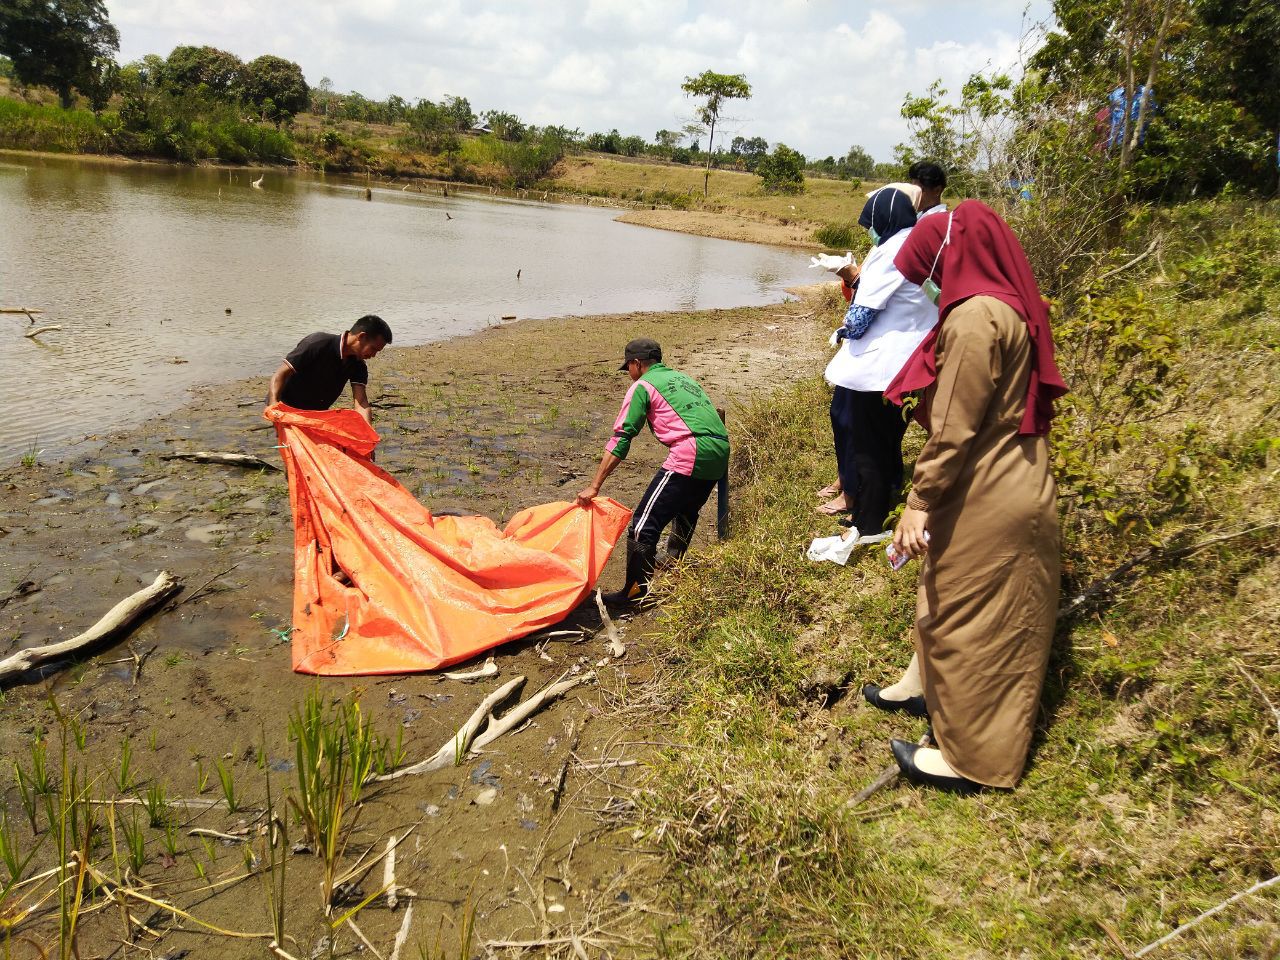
602,537,657,607
658,516,696,569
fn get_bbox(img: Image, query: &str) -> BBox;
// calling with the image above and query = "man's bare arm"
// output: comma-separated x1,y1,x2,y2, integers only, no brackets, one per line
352,383,373,425
267,362,293,407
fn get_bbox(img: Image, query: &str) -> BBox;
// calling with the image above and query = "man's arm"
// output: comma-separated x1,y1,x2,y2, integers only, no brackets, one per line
575,450,624,508
267,362,293,407
352,383,373,426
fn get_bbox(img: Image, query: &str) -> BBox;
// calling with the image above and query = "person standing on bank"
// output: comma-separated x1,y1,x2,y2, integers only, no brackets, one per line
821,187,937,536
266,315,393,424
874,200,1067,794
576,339,729,605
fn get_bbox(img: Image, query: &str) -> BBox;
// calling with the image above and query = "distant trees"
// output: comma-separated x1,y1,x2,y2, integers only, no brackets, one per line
756,143,806,193
843,145,875,178
729,135,768,171
681,70,751,195
162,45,243,97
0,0,119,108
240,54,308,125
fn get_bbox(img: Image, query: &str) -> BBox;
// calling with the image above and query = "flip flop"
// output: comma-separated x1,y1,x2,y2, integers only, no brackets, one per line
815,483,842,499
817,496,851,515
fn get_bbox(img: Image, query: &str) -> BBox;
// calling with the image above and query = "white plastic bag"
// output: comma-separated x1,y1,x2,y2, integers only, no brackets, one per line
806,532,859,565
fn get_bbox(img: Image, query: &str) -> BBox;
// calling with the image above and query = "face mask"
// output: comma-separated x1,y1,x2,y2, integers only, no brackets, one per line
868,227,880,245
922,212,953,307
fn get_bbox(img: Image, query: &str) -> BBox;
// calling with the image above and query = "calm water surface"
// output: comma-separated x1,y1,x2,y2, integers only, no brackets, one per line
0,155,813,460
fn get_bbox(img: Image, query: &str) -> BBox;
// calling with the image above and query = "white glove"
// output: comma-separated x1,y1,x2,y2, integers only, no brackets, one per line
829,328,842,347
809,251,855,272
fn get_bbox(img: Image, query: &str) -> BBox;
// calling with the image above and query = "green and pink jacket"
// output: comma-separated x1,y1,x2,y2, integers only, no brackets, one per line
605,363,729,481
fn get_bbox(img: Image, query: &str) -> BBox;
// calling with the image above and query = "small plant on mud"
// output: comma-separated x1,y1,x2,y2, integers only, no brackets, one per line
288,690,384,912
19,442,41,468
0,810,39,885
139,783,167,828
113,738,135,794
119,811,146,874
214,758,240,812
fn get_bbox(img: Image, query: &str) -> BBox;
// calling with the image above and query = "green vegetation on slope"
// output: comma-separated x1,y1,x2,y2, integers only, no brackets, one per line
636,202,1280,958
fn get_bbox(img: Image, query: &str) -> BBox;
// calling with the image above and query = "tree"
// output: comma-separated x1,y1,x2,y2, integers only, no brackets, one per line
240,54,308,124
0,0,120,108
441,95,474,130
162,45,243,99
756,143,806,193
843,145,875,178
680,70,751,196
482,109,526,141
729,134,768,171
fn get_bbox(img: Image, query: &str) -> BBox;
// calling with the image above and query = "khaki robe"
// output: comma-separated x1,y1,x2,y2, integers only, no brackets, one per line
906,296,1059,788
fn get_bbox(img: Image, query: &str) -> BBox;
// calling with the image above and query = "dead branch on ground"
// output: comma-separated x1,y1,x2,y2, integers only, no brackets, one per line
0,572,181,683
594,590,625,659
161,451,281,471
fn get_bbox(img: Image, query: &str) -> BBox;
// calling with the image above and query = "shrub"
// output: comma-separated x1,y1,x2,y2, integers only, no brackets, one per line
812,221,859,249
757,142,806,193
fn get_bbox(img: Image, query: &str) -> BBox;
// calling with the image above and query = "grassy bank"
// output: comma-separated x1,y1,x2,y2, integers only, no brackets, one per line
636,203,1280,957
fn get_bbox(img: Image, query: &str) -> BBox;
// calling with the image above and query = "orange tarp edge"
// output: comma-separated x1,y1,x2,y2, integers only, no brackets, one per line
267,404,631,675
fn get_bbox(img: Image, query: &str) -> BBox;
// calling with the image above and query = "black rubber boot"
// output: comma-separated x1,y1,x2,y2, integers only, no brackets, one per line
602,537,657,607
664,515,696,561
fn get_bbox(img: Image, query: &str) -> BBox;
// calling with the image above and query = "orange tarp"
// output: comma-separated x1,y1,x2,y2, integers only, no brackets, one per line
267,405,631,675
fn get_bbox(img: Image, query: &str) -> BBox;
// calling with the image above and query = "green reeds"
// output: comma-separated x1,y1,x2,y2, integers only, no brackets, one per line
139,783,166,828
113,738,135,794
214,758,240,812
120,811,146,874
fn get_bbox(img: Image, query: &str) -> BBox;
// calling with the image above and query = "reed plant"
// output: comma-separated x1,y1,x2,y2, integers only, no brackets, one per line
113,738,134,794
214,758,240,812
119,811,146,874
139,783,166,828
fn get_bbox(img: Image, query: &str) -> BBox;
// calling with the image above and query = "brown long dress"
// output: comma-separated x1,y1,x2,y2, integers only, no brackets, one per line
905,295,1059,788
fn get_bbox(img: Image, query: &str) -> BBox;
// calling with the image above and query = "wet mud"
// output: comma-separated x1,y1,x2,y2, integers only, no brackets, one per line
0,300,824,956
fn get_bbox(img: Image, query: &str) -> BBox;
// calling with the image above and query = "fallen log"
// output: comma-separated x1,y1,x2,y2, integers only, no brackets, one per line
0,572,181,683
593,590,625,659
24,325,62,339
161,451,281,472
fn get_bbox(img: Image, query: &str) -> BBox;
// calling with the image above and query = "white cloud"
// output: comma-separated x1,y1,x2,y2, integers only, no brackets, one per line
103,0,1052,161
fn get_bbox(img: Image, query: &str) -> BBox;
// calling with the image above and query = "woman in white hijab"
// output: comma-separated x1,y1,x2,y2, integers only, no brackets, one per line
822,186,939,537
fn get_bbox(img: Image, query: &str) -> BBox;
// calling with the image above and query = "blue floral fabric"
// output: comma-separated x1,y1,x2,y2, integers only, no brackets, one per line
838,302,881,341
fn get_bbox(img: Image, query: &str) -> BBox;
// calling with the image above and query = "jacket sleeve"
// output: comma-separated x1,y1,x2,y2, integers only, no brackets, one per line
604,381,651,460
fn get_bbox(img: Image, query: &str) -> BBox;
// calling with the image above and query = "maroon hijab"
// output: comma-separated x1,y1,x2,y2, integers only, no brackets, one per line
885,200,1067,436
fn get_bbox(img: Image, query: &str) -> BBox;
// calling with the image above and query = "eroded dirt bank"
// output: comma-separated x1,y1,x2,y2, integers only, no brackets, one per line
0,299,825,956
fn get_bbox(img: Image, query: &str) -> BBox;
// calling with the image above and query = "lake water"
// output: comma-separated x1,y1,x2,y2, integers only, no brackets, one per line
0,154,814,461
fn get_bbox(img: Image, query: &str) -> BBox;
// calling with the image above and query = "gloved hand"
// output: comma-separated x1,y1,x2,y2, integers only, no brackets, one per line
809,251,855,272
829,328,842,347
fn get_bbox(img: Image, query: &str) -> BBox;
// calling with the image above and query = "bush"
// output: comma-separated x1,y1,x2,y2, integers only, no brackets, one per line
757,142,806,193
812,221,859,249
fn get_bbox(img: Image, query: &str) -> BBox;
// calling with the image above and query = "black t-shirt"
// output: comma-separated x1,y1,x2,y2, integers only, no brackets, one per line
278,332,368,410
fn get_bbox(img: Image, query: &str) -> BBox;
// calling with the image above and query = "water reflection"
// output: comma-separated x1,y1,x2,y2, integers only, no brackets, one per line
0,155,813,459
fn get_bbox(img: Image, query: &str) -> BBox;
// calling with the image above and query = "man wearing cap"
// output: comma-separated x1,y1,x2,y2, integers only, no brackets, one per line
576,338,730,605
266,314,393,425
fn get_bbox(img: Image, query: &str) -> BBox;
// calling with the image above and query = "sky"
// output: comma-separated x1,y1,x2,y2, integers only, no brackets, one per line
103,0,1056,162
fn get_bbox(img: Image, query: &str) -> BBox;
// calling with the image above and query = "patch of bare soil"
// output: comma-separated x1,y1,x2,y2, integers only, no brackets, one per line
615,208,820,249
0,300,826,956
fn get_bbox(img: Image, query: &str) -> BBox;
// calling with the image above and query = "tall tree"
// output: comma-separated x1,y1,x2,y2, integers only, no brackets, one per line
162,44,243,98
681,70,751,196
240,54,308,125
0,0,119,108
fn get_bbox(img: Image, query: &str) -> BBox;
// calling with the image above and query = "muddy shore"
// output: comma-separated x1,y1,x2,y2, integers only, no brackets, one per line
0,299,826,955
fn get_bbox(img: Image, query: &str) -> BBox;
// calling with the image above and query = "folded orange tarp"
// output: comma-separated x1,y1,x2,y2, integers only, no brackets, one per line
267,405,631,675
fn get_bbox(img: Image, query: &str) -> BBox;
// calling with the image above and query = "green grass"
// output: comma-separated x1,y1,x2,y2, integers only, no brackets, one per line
635,203,1280,958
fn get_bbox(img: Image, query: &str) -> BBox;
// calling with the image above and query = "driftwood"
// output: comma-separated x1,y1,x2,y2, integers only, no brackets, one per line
162,451,280,472
470,671,595,753
24,325,62,339
593,590,625,658
443,656,498,682
388,903,414,960
374,677,526,780
0,572,181,683
0,307,43,314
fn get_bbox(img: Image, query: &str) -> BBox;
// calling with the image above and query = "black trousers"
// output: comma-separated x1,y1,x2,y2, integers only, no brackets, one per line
629,468,718,548
829,386,909,534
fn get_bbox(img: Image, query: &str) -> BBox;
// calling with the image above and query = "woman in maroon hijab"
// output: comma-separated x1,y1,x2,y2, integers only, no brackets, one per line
868,200,1067,793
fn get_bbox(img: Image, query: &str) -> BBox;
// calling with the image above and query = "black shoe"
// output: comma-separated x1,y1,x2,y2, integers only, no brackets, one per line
862,684,929,719
890,739,984,795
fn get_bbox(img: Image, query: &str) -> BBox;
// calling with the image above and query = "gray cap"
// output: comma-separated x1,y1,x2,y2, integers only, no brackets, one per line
619,337,662,370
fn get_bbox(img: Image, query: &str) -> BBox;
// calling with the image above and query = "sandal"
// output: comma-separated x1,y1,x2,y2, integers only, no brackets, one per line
815,481,842,499
817,494,852,515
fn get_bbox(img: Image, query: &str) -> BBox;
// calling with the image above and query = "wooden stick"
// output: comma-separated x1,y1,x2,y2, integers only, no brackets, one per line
345,918,384,960
443,656,498,681
594,590,625,659
161,451,281,472
1133,874,1280,956
382,835,398,910
0,572,181,682
0,307,43,314
471,672,594,754
845,731,933,809
24,325,62,339
1059,522,1280,620
388,902,414,960
373,677,525,780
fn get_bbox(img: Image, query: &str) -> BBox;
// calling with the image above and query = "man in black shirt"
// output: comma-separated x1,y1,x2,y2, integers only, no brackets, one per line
267,315,393,425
